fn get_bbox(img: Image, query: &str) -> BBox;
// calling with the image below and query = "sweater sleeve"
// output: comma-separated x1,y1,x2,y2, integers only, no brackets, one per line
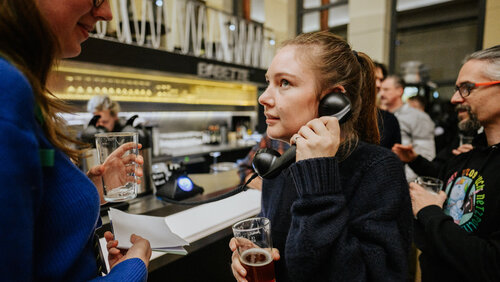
91,258,148,282
0,120,41,280
415,205,500,281
409,137,459,178
408,155,439,177
286,156,411,282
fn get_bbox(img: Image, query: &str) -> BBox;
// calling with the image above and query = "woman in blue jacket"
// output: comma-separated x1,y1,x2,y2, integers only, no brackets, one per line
0,0,151,280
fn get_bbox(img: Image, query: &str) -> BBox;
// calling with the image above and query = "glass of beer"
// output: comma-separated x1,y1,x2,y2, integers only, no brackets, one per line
232,217,275,282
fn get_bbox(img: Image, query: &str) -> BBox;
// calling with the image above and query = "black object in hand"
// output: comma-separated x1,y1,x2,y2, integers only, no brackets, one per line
252,92,352,179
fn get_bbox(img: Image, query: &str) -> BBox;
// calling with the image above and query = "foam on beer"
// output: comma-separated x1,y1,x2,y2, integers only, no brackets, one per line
240,248,272,266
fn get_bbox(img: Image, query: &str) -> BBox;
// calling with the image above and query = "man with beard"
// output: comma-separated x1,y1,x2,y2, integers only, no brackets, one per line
392,103,481,177
408,45,500,282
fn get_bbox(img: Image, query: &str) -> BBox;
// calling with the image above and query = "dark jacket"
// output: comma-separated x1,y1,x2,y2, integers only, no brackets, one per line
378,109,401,149
415,135,500,282
261,142,412,281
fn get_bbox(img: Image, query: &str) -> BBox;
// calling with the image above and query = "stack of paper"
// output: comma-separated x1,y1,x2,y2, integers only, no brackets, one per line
108,208,189,255
106,189,262,260
165,189,262,243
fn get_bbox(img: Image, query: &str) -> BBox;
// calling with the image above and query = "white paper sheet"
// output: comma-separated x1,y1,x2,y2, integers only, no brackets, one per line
108,208,189,254
165,189,262,243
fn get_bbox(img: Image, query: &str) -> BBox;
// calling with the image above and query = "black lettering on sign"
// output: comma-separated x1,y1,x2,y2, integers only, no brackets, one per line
197,62,249,82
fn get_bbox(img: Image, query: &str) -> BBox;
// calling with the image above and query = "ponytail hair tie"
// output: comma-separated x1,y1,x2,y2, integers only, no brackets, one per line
352,50,361,63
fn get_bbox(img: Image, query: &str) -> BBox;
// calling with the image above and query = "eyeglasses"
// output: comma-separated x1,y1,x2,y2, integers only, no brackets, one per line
93,0,105,8
455,81,500,98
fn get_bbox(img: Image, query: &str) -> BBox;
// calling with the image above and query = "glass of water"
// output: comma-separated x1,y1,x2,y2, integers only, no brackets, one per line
95,132,139,202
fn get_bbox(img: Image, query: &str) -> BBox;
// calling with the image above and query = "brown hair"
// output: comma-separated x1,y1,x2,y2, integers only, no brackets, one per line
0,0,83,162
281,31,380,153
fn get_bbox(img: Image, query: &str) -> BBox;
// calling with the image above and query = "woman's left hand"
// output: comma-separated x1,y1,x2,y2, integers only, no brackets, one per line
104,231,126,269
104,231,152,270
87,143,144,205
291,116,341,162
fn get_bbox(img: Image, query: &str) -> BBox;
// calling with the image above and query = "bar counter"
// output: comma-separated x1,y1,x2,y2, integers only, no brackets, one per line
98,169,261,281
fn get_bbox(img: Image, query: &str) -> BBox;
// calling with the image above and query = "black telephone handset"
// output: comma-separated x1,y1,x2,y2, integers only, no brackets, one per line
153,92,351,206
252,92,352,179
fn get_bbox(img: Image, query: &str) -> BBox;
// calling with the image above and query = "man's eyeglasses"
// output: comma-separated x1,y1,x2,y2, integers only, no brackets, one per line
455,81,500,98
93,0,105,8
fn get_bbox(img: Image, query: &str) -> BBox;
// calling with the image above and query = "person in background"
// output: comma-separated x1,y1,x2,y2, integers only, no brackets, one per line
380,75,436,181
87,95,122,132
374,61,401,149
237,133,290,190
374,61,388,109
410,45,500,282
392,103,481,177
0,0,151,280
374,61,388,93
407,95,426,112
230,31,412,281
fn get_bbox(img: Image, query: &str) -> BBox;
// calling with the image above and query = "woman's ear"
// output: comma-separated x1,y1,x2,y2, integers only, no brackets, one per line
321,85,346,99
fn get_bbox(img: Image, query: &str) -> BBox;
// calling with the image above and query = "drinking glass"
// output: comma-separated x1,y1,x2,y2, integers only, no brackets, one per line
459,135,474,146
232,217,275,282
95,132,139,202
415,176,443,194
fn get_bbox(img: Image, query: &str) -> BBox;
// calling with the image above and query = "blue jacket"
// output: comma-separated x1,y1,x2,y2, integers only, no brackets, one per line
0,58,147,281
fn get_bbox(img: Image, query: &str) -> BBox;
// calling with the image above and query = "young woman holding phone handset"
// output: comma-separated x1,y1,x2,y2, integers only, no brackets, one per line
230,31,412,281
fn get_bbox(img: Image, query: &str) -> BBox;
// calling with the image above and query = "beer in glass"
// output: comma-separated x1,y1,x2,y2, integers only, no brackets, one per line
232,217,275,282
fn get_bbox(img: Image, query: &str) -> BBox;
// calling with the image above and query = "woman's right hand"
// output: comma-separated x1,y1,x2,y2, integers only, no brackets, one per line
105,231,152,269
88,143,144,205
291,116,341,162
229,237,280,282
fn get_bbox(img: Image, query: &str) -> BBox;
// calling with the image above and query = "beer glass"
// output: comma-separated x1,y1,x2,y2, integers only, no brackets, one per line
415,176,443,194
95,132,139,202
232,217,275,282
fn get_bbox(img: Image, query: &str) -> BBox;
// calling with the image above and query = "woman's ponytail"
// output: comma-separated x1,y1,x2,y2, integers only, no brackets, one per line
355,52,380,145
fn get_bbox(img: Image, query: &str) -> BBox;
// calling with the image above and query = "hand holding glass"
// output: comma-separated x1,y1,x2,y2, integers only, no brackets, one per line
232,217,275,282
415,176,443,194
95,132,139,202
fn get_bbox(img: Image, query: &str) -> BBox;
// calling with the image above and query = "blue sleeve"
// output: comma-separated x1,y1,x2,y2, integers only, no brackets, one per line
0,120,42,280
90,258,148,282
286,156,412,281
0,122,147,282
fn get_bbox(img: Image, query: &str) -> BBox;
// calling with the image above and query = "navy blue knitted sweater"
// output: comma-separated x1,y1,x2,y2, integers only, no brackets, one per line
261,141,412,281
0,58,147,281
